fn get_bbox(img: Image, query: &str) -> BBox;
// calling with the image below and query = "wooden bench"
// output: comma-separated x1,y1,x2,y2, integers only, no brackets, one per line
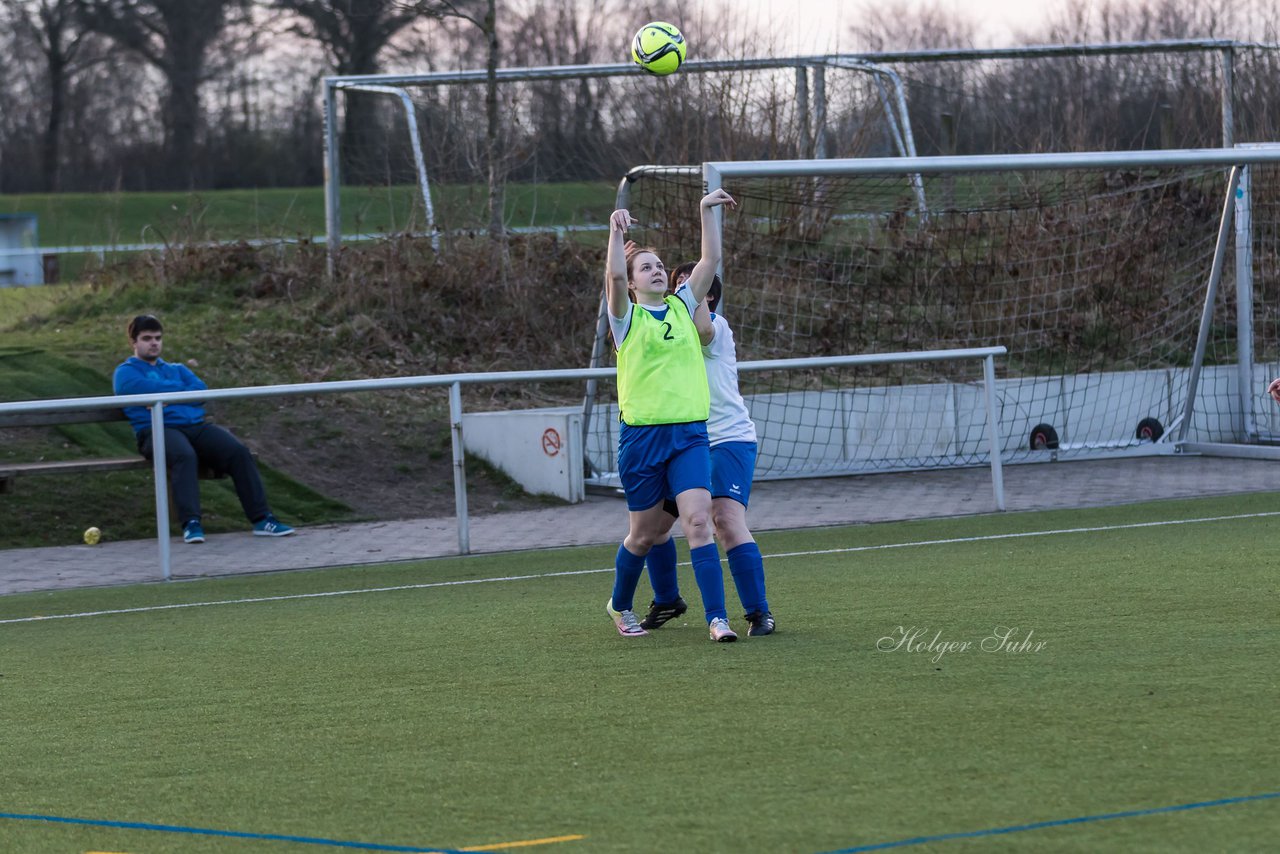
0,408,231,494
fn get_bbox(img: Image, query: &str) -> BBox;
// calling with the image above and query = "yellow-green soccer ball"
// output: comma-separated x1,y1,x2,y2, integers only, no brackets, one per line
83,526,101,545
631,21,686,76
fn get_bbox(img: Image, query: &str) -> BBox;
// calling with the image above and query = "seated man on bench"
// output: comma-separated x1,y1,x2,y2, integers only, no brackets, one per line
113,314,295,544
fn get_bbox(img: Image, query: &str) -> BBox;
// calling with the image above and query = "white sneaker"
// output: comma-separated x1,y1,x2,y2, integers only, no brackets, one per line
709,617,738,643
606,599,648,637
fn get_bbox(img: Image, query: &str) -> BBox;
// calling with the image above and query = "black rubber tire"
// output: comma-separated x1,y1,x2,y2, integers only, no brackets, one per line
1136,417,1164,442
1029,422,1059,451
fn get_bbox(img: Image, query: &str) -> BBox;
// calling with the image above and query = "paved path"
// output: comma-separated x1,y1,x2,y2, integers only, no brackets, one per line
3,456,1278,596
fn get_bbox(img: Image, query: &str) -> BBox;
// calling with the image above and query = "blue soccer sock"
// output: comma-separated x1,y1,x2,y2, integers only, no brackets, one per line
645,537,681,604
611,544,647,613
689,542,727,622
727,542,768,614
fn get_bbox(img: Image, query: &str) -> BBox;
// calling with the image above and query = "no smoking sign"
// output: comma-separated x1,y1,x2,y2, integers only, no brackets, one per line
541,428,562,457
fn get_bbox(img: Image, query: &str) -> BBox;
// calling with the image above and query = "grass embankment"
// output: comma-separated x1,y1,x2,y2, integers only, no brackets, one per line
0,342,353,548
0,229,605,549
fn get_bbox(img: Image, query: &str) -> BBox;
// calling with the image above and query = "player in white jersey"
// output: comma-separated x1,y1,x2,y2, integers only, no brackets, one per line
641,262,775,636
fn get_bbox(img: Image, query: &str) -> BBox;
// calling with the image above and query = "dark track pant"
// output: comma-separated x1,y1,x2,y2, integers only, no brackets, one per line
138,422,269,525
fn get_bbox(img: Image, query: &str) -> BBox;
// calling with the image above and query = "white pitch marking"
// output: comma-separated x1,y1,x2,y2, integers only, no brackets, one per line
3,511,1277,626
762,510,1280,559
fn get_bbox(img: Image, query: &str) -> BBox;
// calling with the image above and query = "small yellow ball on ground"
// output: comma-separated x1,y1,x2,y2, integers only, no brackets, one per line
83,526,101,545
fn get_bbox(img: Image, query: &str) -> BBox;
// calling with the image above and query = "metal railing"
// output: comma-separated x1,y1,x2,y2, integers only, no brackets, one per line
0,347,1007,581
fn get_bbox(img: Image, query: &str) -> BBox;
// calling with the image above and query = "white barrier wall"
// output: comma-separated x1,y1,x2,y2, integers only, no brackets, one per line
462,407,584,502
0,214,43,286
476,365,1249,491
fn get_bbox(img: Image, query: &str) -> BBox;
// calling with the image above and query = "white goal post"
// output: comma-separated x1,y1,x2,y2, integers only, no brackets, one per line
582,146,1280,486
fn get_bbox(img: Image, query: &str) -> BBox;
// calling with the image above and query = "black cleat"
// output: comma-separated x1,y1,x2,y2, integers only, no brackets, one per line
640,597,688,630
744,611,775,637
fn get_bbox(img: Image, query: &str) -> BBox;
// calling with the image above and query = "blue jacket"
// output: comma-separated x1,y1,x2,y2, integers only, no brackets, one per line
113,357,208,433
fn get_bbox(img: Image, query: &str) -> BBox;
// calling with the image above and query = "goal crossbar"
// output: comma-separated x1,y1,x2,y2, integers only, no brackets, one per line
704,147,1280,181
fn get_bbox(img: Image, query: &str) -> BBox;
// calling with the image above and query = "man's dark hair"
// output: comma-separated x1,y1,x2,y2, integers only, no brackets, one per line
127,314,163,341
669,262,724,312
706,275,723,313
670,261,696,287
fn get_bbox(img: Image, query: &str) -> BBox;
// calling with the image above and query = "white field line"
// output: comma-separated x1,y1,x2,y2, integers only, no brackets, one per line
3,511,1277,626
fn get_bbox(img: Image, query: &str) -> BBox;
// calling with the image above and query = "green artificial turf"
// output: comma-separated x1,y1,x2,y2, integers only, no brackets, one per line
2,493,1277,853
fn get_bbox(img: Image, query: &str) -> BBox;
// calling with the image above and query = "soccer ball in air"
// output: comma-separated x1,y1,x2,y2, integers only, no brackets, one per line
631,22,686,76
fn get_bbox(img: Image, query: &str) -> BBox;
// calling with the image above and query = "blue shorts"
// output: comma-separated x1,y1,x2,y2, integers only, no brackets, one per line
710,441,757,507
618,421,711,511
662,441,758,516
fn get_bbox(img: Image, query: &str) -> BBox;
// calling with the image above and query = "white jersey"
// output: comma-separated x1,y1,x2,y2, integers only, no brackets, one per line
703,313,757,446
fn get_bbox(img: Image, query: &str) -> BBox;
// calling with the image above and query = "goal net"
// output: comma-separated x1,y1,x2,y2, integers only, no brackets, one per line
582,148,1280,484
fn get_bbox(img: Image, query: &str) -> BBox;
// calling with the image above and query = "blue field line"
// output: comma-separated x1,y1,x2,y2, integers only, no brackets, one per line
820,791,1280,852
0,811,478,853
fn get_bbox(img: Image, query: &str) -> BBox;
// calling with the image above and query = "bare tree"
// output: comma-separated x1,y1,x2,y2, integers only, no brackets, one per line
852,0,977,51
271,0,430,195
8,1,97,190
402,0,504,239
74,0,244,188
502,1,621,180
271,0,425,76
0,5,37,192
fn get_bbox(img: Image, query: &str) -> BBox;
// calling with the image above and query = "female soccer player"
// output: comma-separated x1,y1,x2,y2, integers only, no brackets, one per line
603,188,740,642
640,263,774,637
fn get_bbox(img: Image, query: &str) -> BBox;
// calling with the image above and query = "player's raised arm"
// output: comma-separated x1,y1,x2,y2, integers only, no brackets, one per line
605,209,635,319
693,298,714,346
683,189,736,303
